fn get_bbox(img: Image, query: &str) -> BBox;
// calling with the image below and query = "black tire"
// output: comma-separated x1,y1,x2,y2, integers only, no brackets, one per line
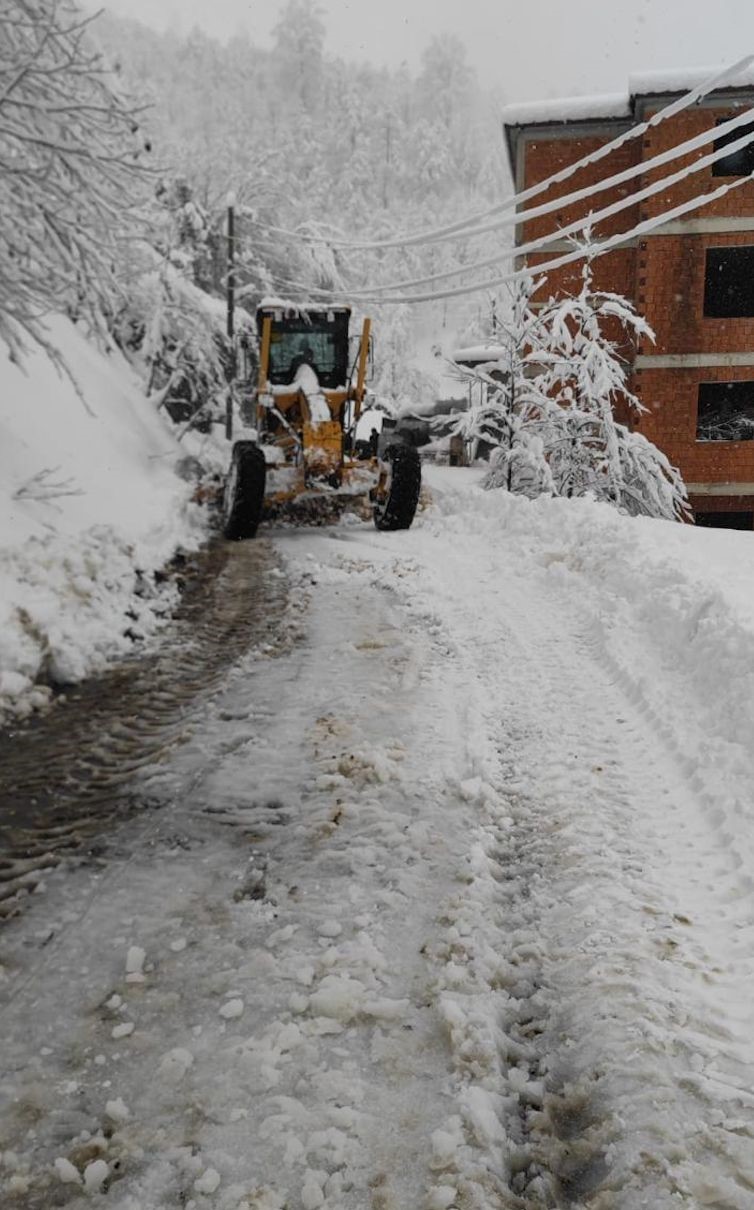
373,443,421,532
223,441,266,540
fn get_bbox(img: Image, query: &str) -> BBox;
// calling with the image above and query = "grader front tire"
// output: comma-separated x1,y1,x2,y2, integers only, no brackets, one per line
373,443,421,532
223,442,267,540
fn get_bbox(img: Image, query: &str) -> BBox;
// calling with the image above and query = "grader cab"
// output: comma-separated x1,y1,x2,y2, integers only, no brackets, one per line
222,303,421,539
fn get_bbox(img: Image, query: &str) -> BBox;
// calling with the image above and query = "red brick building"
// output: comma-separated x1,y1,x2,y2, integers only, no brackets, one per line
504,79,754,527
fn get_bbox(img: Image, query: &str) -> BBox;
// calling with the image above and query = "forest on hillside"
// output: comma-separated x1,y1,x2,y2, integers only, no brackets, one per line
93,1,509,310
1,0,510,415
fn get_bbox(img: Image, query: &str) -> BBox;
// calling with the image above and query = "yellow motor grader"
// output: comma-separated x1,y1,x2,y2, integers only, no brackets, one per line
222,302,421,539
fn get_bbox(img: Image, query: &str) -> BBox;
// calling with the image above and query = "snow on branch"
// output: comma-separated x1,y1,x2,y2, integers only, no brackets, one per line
456,267,690,523
13,465,83,501
0,0,154,360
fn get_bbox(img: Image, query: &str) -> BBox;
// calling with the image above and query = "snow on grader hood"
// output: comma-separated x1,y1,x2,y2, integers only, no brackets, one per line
222,303,421,538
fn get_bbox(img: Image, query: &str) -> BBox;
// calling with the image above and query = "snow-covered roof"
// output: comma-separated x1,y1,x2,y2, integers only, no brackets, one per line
258,296,350,315
629,63,754,96
502,65,754,132
500,93,630,128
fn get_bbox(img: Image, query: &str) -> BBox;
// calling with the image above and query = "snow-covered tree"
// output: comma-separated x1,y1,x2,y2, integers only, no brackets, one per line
460,266,690,522
0,0,152,360
416,34,472,132
153,176,214,289
272,0,326,114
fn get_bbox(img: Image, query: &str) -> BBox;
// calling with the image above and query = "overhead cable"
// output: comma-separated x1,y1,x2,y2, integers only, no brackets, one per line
248,56,754,253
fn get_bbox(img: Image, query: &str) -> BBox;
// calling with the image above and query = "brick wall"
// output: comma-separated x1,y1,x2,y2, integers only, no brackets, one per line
636,232,754,354
638,106,754,222
632,366,754,481
521,133,641,244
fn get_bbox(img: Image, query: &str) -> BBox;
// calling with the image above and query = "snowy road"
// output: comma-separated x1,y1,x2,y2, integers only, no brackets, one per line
2,468,754,1209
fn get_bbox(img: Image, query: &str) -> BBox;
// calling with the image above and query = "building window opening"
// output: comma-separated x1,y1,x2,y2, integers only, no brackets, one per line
703,246,754,317
697,380,754,441
694,510,754,529
712,117,754,176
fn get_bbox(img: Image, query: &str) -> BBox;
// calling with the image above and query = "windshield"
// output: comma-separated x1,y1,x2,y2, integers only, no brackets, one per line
261,312,350,389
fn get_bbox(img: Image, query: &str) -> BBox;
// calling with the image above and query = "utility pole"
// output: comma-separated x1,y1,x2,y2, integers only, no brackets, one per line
225,192,236,440
383,113,392,210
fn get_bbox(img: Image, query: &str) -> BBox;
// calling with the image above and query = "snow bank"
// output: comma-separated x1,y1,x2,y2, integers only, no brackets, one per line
0,316,206,721
426,467,754,863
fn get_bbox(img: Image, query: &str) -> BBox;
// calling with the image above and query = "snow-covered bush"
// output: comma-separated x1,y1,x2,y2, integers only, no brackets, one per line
458,267,690,522
111,260,238,432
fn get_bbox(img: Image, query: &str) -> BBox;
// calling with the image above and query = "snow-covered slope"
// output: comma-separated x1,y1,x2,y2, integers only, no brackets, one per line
0,317,206,721
430,468,754,867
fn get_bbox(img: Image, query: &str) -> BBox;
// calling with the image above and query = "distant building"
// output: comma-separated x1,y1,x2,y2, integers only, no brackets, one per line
503,72,754,528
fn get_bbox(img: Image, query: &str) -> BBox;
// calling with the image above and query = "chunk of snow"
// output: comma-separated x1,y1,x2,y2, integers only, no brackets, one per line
54,1158,82,1185
83,1159,109,1193
195,1167,222,1194
317,918,343,938
125,945,146,982
219,998,244,1020
125,945,145,974
266,924,297,947
111,1022,135,1040
429,1118,464,1169
104,1097,130,1123
362,996,409,1021
301,1170,325,1209
427,1188,458,1210
308,975,366,1022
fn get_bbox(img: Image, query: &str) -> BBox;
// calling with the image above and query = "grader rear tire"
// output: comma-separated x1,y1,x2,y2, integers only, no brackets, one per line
373,443,421,532
223,442,266,540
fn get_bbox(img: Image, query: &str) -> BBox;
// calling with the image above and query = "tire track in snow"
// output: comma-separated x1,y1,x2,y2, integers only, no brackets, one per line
0,532,478,1210
387,521,754,1208
0,540,291,918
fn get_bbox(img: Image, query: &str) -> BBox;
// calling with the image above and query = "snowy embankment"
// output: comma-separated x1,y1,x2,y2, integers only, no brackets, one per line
430,468,754,869
0,317,206,722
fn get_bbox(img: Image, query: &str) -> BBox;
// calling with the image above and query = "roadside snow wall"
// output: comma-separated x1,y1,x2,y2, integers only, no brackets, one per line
428,468,754,850
0,315,206,722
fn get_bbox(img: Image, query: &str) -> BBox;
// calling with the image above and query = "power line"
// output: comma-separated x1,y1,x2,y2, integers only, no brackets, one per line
319,171,754,306
333,117,754,299
247,56,754,254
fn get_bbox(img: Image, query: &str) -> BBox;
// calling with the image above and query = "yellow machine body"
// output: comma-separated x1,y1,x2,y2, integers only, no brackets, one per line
250,305,375,505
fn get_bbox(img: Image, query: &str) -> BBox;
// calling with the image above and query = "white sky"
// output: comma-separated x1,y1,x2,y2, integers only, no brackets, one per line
99,0,754,102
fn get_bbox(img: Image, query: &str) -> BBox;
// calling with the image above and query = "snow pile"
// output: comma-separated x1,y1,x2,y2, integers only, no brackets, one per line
427,468,754,867
0,316,206,721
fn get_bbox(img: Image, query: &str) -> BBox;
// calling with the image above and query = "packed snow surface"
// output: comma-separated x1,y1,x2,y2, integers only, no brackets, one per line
0,317,206,721
2,467,754,1208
